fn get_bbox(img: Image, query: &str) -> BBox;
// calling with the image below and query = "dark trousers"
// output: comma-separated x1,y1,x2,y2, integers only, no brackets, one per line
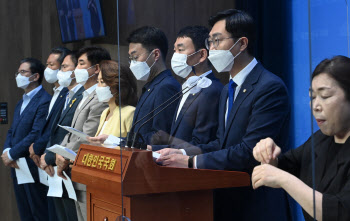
52,185,78,221
13,177,49,221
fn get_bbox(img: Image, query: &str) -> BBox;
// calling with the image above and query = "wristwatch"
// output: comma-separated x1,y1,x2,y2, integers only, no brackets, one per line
188,155,195,168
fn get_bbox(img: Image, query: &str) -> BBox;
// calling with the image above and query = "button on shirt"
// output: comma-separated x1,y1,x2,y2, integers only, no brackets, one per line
175,70,212,121
224,58,258,126
78,84,97,109
4,85,43,160
47,86,64,119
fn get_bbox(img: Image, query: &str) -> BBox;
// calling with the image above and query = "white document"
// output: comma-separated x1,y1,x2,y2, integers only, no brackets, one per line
47,167,63,198
103,135,121,146
47,144,77,161
38,168,49,186
15,158,35,185
152,151,161,159
58,125,89,142
62,171,77,201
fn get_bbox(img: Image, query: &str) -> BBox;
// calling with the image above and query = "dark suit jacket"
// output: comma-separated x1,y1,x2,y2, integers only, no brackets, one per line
131,70,181,145
33,87,68,155
279,130,350,221
185,63,292,221
3,87,51,180
152,72,223,151
45,86,84,165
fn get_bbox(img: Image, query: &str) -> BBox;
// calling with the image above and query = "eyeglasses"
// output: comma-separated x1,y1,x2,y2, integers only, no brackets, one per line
15,70,31,77
205,37,234,50
128,52,148,64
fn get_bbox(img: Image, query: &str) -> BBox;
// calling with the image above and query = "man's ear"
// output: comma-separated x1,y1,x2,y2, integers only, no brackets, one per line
153,49,162,61
94,64,100,74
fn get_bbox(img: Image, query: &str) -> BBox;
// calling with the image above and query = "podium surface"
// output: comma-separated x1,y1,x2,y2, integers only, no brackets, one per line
72,144,250,221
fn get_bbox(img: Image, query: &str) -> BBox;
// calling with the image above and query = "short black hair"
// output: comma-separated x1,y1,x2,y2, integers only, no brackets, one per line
20,58,45,84
127,26,168,60
312,55,350,102
65,51,78,66
50,47,71,65
209,9,256,55
76,46,111,66
177,25,209,52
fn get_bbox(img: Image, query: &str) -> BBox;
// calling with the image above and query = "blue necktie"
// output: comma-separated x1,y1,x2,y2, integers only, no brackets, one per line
227,79,237,122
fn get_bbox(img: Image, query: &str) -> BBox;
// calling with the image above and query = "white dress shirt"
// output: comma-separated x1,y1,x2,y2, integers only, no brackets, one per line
47,86,64,119
176,70,212,121
78,84,97,109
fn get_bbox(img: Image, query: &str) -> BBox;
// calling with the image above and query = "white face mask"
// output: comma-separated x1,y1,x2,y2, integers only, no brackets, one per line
75,65,96,85
208,38,242,73
129,51,156,81
44,67,59,83
96,85,114,102
171,50,201,78
16,74,34,89
57,70,74,88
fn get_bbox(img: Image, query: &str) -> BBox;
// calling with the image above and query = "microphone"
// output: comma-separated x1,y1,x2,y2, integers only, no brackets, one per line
125,85,192,148
128,76,209,149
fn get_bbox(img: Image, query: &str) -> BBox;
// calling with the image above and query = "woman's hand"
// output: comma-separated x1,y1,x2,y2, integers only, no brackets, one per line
253,137,281,165
252,164,289,189
87,134,108,144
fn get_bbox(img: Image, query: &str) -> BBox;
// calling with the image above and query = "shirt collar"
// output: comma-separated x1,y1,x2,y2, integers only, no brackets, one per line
83,84,97,97
182,70,212,89
53,85,64,93
24,85,42,99
230,58,258,87
68,84,83,98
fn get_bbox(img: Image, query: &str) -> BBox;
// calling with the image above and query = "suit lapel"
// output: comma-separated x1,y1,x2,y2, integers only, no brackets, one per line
133,72,169,122
72,90,96,127
47,88,68,120
170,91,201,136
223,64,262,143
57,87,84,125
11,100,23,135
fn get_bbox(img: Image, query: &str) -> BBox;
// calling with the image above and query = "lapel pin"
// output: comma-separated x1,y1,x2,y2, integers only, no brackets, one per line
148,89,150,92
243,89,247,93
60,95,63,98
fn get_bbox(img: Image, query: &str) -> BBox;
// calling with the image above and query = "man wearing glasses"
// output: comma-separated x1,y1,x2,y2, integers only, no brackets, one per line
126,26,181,147
157,9,292,220
2,58,52,220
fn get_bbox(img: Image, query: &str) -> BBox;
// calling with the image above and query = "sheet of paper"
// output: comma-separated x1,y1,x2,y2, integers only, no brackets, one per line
58,124,89,142
38,168,48,186
152,151,161,159
47,144,77,161
15,158,35,185
47,167,63,198
62,171,77,201
103,135,121,146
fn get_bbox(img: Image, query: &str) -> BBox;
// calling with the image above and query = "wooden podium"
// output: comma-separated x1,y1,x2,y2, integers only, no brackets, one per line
72,144,250,221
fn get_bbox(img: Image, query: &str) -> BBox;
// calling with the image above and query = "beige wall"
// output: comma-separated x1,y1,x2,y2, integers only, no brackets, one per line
0,0,234,220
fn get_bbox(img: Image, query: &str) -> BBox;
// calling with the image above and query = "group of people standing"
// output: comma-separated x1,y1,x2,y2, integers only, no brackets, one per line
2,8,350,221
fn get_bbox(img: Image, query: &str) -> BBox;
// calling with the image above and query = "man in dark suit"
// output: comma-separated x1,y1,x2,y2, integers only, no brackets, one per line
151,26,223,151
1,58,52,220
29,47,70,167
127,26,181,146
39,52,84,221
157,9,292,221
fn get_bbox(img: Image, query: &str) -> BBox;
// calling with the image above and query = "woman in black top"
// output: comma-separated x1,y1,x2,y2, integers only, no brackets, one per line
251,55,350,221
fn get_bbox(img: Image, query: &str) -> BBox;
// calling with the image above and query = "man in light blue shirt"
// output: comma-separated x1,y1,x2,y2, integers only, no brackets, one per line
1,58,52,220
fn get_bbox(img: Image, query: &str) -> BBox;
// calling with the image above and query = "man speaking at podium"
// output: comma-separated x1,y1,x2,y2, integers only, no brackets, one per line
157,9,292,221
